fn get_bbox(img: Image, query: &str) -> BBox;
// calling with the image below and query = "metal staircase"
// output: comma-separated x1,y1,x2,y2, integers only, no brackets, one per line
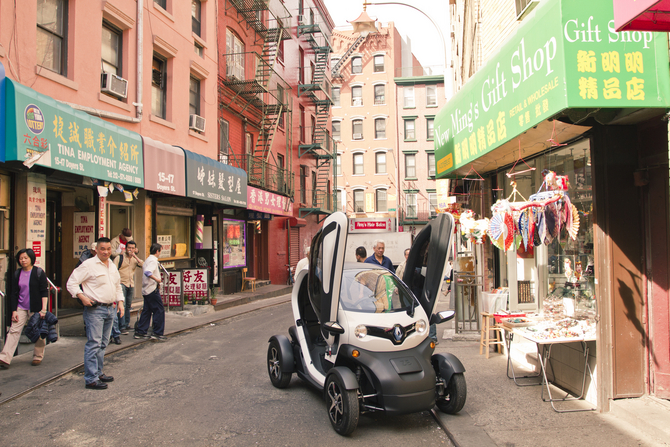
331,34,368,78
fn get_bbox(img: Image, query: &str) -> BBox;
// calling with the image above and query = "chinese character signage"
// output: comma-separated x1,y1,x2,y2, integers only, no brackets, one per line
182,268,209,302
26,174,47,267
222,219,246,268
160,270,182,307
4,79,144,186
73,212,95,258
157,235,172,259
183,148,247,207
142,136,186,196
247,186,292,216
434,0,670,177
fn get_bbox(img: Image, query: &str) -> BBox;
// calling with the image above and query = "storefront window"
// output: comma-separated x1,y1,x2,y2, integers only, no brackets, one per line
222,218,246,268
157,212,192,259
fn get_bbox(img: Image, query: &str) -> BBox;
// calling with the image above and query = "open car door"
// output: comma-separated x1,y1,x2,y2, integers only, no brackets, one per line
307,212,348,344
402,213,455,319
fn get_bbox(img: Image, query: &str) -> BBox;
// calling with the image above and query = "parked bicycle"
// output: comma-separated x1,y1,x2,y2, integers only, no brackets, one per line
286,264,294,285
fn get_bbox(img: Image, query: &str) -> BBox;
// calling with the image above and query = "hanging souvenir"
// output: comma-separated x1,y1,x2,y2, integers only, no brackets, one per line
568,204,580,240
488,214,506,250
535,209,545,246
503,212,515,251
518,209,530,250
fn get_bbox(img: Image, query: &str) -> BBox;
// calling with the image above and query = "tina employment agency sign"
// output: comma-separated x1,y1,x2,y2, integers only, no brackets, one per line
3,79,144,186
434,0,670,177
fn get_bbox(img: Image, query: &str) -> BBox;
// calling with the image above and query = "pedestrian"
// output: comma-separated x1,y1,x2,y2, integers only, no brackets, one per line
111,228,133,258
134,243,167,342
294,246,310,281
76,242,97,268
113,240,143,335
395,248,411,279
0,249,49,369
355,246,367,263
364,240,395,272
66,237,124,390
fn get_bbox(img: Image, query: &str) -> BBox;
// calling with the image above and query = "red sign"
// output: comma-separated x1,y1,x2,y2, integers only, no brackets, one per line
32,241,41,257
614,0,670,31
160,271,182,307
354,221,387,230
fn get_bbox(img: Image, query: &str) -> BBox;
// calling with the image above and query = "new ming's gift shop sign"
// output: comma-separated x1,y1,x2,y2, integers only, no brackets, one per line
434,0,670,178
3,79,144,186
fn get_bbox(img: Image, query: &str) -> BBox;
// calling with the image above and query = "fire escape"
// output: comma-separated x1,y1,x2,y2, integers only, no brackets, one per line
297,9,335,220
218,0,293,199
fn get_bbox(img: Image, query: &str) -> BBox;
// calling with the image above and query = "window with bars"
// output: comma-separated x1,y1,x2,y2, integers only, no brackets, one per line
374,84,385,105
353,153,364,175
374,118,386,139
405,154,416,178
354,190,365,213
376,152,386,174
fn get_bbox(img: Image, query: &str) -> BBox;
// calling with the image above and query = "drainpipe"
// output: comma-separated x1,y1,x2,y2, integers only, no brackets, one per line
59,0,143,123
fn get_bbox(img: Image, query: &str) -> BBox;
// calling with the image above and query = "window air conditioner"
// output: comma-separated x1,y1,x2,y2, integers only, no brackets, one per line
101,73,128,99
189,114,206,133
429,169,436,177
353,98,362,106
353,133,362,140
297,15,304,25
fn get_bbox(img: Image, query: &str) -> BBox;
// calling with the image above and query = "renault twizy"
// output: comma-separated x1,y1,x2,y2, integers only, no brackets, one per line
267,212,466,435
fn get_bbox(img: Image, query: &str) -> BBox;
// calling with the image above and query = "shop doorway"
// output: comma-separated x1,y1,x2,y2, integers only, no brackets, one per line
108,203,134,241
46,192,62,290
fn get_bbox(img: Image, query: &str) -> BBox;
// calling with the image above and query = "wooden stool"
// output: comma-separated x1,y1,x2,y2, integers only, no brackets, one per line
480,312,504,358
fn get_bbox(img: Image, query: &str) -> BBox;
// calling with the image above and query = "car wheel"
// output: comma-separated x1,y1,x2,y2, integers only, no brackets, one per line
326,374,359,436
267,339,292,388
436,372,466,414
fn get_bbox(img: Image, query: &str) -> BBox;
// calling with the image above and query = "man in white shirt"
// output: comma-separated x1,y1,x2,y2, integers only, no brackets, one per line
67,237,124,390
134,243,166,341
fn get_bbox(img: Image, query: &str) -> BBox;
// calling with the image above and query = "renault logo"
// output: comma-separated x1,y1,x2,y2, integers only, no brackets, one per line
393,325,403,342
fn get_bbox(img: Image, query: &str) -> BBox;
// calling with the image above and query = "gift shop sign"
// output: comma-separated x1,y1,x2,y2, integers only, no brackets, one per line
4,79,144,186
73,212,95,258
434,0,670,177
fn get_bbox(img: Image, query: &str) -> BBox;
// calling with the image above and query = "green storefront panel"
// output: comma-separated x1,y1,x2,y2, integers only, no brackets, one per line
4,79,144,187
434,0,670,178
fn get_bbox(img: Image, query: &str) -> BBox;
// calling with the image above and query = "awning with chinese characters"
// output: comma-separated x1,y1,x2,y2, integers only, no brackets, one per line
4,78,144,186
434,0,670,178
142,136,186,196
247,186,292,216
181,148,247,207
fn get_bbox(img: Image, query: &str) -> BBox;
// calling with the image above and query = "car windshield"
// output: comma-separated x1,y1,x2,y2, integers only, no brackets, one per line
340,268,416,313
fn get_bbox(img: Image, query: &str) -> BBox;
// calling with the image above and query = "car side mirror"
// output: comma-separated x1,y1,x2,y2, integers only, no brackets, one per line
431,310,455,325
323,321,345,334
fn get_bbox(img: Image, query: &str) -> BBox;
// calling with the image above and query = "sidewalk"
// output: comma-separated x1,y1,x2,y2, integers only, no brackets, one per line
0,284,292,405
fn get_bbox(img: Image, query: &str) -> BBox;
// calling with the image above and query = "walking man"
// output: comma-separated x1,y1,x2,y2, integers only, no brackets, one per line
67,237,124,390
364,240,395,272
113,240,143,334
135,243,167,341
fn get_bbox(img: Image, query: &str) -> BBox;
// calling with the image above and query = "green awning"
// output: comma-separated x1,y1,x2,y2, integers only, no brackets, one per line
4,78,144,187
434,0,670,178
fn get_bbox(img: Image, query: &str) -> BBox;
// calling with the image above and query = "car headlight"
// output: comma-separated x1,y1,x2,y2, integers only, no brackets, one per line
355,324,367,339
415,319,427,334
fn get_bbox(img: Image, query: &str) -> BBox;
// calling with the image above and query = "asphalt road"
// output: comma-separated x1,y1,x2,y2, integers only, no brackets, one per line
0,302,452,446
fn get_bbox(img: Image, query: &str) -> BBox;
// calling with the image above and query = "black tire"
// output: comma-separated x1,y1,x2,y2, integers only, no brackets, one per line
267,339,292,388
325,374,359,436
436,372,467,414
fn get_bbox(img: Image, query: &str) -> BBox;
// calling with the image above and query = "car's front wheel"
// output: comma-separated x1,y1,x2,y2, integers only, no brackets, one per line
325,374,359,436
436,372,466,414
267,339,292,388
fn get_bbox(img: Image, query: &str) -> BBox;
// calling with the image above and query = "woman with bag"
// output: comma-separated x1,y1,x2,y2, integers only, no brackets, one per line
0,248,50,368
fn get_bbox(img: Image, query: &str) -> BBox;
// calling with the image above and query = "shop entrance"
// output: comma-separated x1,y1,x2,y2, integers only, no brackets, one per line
46,192,62,291
107,203,134,241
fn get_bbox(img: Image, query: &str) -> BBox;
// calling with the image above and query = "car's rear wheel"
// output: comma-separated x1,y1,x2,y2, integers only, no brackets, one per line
326,374,359,436
436,372,466,414
267,339,292,388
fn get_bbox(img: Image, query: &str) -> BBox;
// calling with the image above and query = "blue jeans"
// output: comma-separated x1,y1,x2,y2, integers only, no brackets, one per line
137,289,165,336
119,284,134,329
83,305,115,384
111,310,121,338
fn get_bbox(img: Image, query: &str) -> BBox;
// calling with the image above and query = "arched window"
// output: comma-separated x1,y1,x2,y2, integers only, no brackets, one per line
226,29,244,79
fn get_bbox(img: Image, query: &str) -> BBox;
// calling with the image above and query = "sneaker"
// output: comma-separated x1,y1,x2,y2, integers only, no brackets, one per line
112,337,122,345
151,335,168,342
120,329,130,335
134,333,149,339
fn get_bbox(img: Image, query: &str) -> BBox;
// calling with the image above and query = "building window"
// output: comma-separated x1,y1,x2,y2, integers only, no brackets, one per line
428,153,436,177
354,190,365,213
37,0,67,75
332,121,341,140
192,0,202,36
300,166,307,203
429,193,437,217
336,154,342,175
154,0,167,9
427,118,434,140
298,47,305,84
151,54,167,119
352,86,362,106
405,154,416,178
332,87,340,106
406,194,417,218
404,119,416,140
277,85,285,128
404,86,415,108
278,39,285,62
219,119,229,164
189,76,201,117
157,206,192,259
426,85,437,106
373,55,384,72
226,29,244,79
245,132,253,155
353,153,364,175
376,189,387,212
375,152,386,174
374,84,385,105
338,189,346,213
194,42,204,57
101,21,121,77
352,120,363,140
374,118,386,139
352,56,362,74
312,172,317,206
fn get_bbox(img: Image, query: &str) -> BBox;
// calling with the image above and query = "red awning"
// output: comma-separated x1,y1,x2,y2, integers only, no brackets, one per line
287,217,307,228
614,0,670,31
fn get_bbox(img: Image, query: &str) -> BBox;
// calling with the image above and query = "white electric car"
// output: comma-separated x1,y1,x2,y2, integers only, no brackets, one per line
267,212,466,435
